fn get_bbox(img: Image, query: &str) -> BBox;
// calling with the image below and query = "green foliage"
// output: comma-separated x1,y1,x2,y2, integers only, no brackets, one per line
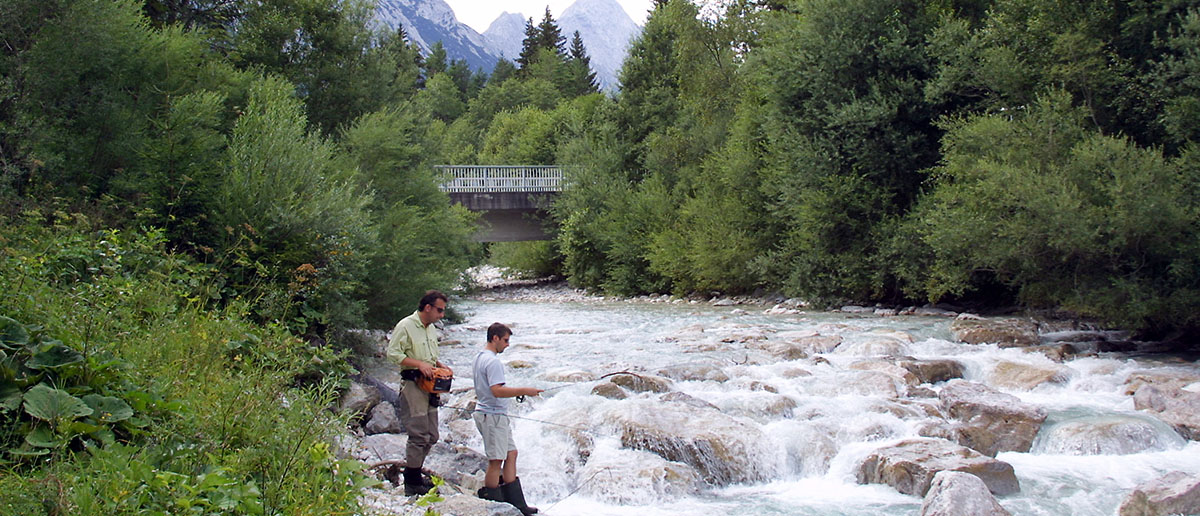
905,92,1200,334
0,218,369,514
489,242,560,278
217,75,374,336
338,106,482,327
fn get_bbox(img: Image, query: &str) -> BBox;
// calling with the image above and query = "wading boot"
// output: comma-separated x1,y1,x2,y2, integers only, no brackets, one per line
402,467,434,496
499,477,538,515
476,485,505,503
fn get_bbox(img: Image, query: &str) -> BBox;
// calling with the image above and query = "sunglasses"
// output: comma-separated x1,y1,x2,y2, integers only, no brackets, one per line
433,306,445,314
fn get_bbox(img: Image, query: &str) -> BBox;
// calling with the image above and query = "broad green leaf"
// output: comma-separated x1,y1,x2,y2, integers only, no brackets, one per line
25,426,62,448
82,394,134,423
23,383,92,422
0,316,29,350
27,342,84,369
0,383,20,412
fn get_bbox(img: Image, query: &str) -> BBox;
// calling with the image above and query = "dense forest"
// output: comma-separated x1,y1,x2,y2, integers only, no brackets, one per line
1,0,1198,512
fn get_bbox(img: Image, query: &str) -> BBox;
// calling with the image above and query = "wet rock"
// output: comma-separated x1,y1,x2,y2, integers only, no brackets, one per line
713,298,737,306
808,370,904,398
868,329,916,343
875,307,901,316
444,390,477,421
987,360,1071,390
920,471,1013,516
1131,384,1200,440
776,422,840,476
779,366,813,378
539,368,598,382
659,392,720,411
717,393,797,421
896,358,965,385
577,447,701,503
1117,471,1200,516
787,334,844,354
427,494,522,516
939,380,1047,456
1125,369,1200,395
1021,343,1078,362
832,336,910,357
850,359,921,386
949,317,1039,347
339,381,381,417
840,305,874,313
913,307,957,317
505,360,534,369
1034,415,1186,455
748,339,810,360
364,401,403,435
657,363,730,382
592,381,628,400
856,438,1020,497
609,373,673,393
610,400,771,485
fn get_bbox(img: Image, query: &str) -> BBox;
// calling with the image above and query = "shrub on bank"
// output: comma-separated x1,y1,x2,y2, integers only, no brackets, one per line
0,211,371,514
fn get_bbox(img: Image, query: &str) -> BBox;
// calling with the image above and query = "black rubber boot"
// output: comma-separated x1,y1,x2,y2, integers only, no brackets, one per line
499,477,538,515
476,485,505,502
403,467,433,496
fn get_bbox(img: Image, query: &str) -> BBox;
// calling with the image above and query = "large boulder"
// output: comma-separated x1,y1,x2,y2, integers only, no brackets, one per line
1125,369,1200,395
920,471,1013,516
771,332,844,354
591,381,628,400
987,360,1071,390
896,358,965,385
607,400,771,485
1118,471,1200,516
576,446,701,503
339,381,381,417
363,401,403,435
939,380,1047,456
1034,415,1186,455
657,363,730,382
1131,384,1200,440
427,494,522,516
832,336,911,357
950,317,1039,347
850,359,920,386
609,373,673,393
856,438,1020,497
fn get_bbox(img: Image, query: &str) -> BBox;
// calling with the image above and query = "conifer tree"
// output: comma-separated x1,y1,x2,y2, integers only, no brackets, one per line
517,17,540,70
566,31,599,95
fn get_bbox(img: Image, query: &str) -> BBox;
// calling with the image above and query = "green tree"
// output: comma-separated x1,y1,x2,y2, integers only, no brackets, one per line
906,92,1200,335
425,41,449,76
755,0,940,302
217,75,375,334
566,31,599,96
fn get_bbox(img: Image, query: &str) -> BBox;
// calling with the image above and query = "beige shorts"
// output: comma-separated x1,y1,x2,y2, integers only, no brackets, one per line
473,412,517,460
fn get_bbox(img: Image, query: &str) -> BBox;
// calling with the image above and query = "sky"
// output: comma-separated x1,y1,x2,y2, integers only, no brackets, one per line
442,0,655,33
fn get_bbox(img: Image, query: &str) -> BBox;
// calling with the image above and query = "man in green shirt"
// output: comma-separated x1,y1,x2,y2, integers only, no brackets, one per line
388,290,452,496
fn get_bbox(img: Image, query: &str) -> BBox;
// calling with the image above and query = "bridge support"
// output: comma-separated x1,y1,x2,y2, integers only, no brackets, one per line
448,191,556,242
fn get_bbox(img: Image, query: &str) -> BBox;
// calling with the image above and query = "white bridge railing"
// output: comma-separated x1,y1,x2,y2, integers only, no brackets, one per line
436,165,562,193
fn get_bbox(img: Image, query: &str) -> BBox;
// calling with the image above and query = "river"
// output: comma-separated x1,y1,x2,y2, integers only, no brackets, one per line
433,294,1200,515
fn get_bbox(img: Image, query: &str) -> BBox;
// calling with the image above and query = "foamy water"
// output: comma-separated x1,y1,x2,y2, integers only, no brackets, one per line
437,299,1200,515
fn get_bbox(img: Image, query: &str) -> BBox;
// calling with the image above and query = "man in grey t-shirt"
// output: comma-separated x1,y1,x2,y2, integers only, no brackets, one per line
473,323,542,515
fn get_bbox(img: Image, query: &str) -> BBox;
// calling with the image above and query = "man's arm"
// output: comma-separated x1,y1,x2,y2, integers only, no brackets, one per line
490,384,543,398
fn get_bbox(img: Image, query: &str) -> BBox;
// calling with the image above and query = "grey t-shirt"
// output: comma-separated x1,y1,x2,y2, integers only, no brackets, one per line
473,350,508,415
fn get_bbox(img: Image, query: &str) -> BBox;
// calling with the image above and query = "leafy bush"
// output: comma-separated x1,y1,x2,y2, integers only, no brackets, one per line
905,92,1200,335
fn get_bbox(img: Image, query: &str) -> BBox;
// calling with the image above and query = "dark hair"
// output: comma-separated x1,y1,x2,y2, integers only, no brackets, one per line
487,322,512,342
418,290,448,311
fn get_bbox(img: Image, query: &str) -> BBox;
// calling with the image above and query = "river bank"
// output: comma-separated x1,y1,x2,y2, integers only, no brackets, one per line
342,270,1200,515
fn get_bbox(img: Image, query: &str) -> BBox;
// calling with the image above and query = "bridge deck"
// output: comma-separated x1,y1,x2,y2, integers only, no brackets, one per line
437,165,562,193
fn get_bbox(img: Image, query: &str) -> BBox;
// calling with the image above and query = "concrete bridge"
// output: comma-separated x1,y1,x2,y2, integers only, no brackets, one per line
437,165,561,242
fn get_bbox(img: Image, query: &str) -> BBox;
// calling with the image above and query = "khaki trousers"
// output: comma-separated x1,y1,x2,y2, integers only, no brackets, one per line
399,380,439,468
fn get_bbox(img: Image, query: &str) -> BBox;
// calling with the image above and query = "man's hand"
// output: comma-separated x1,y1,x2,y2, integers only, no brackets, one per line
522,387,544,397
417,361,434,378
